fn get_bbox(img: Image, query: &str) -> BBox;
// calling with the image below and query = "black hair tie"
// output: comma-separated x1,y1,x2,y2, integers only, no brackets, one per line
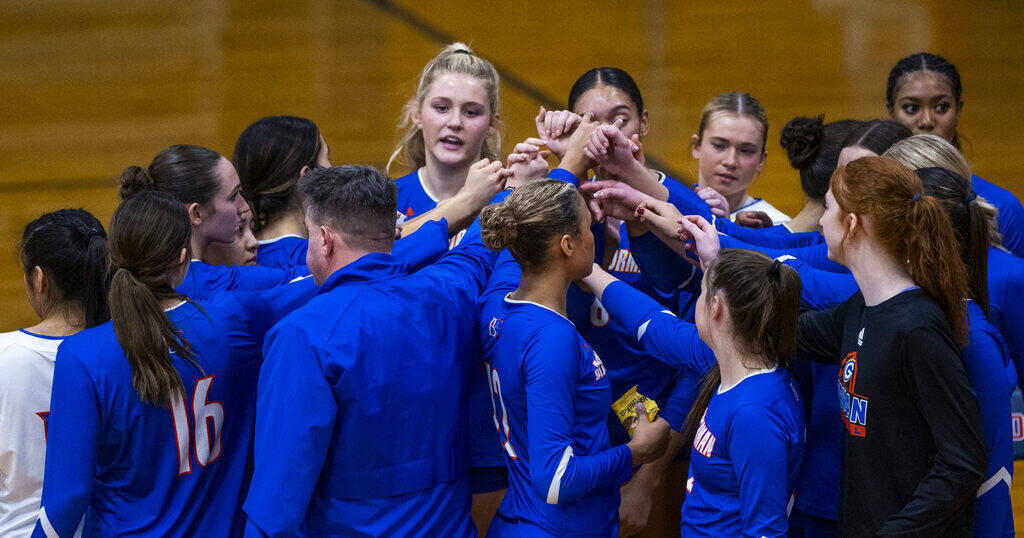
769,259,783,277
965,191,977,204
453,49,473,55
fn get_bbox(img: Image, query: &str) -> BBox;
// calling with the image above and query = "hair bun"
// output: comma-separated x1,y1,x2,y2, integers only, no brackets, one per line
444,42,474,56
480,202,519,251
780,115,825,169
118,165,156,201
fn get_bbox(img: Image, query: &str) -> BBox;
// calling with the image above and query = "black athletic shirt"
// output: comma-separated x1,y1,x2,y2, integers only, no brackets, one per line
797,288,986,537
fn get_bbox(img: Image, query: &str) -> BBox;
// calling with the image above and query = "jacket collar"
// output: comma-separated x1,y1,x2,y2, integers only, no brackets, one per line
317,252,404,294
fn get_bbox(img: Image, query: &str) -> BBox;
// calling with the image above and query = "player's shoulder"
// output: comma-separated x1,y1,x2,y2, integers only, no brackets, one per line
393,168,421,189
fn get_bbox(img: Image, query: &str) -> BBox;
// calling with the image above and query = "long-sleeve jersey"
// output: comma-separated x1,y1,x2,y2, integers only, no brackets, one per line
177,259,309,300
598,280,716,378
480,295,632,537
33,278,316,538
255,218,450,271
681,368,805,537
963,301,1015,537
664,180,821,249
796,288,986,537
243,241,496,537
567,226,696,442
0,331,63,538
987,246,1024,388
974,174,1024,258
394,169,470,248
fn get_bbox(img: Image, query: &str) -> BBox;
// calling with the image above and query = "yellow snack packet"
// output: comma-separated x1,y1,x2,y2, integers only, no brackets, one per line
611,385,660,435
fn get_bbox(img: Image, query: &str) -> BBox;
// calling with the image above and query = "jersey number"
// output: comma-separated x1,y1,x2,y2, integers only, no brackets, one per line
170,375,224,475
485,363,518,459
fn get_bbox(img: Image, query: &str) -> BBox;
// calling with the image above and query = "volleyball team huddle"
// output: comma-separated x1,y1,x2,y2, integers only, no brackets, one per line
1,42,1022,538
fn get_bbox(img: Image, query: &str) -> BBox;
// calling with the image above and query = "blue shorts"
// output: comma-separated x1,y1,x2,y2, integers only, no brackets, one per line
469,466,509,494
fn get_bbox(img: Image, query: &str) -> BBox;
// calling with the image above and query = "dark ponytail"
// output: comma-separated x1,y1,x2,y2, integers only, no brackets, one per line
233,116,323,233
915,167,990,316
107,192,203,407
779,115,859,201
680,249,802,450
20,209,109,328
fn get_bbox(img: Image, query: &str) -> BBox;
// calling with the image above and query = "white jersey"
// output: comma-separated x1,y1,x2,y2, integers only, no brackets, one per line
731,196,791,225
0,329,63,538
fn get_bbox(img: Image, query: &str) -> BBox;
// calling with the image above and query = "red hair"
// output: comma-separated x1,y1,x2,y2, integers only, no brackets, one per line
831,156,968,344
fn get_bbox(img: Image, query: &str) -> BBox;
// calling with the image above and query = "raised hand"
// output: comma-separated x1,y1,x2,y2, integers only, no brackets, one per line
558,113,602,178
535,106,582,160
696,186,730,218
677,215,721,271
461,158,511,207
580,180,652,223
735,210,774,228
505,137,551,188
585,123,646,182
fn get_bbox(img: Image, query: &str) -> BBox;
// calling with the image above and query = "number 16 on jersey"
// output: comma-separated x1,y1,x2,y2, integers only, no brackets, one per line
170,375,224,475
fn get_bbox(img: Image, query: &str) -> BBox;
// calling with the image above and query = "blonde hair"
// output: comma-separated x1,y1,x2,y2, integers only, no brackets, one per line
884,134,1002,247
480,179,582,271
387,43,501,174
693,92,769,153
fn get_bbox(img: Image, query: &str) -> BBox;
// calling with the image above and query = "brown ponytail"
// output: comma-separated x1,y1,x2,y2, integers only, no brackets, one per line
680,249,802,450
914,167,990,317
832,157,968,344
108,191,204,407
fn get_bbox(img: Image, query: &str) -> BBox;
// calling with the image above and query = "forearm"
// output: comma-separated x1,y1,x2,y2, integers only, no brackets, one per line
628,430,683,490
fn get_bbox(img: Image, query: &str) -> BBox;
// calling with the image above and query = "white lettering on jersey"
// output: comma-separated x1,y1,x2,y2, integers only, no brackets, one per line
592,353,607,381
693,412,716,458
607,249,641,274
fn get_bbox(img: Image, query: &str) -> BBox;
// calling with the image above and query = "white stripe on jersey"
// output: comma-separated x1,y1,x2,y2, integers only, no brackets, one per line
38,507,59,538
546,446,574,504
977,467,1012,497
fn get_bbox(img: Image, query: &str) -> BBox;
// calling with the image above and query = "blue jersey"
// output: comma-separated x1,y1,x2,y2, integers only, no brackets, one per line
255,235,307,269
964,301,1015,537
598,281,716,380
988,246,1024,388
663,179,822,249
480,296,632,537
34,280,315,538
395,168,438,218
472,251,521,470
974,175,1024,258
682,368,805,538
178,260,308,300
395,169,472,248
243,242,496,537
255,219,450,272
568,227,695,443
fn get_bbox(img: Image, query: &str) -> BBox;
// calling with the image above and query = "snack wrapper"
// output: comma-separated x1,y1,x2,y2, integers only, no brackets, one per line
611,385,660,435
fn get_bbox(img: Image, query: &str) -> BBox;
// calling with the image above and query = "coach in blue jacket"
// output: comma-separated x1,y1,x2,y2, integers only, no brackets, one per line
243,165,496,537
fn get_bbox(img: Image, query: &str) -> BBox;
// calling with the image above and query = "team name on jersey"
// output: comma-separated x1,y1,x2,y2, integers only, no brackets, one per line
449,229,467,250
592,353,606,381
607,249,641,274
838,351,868,437
692,411,716,458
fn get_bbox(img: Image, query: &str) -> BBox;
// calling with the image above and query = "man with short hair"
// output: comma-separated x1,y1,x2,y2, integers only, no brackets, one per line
244,165,495,537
